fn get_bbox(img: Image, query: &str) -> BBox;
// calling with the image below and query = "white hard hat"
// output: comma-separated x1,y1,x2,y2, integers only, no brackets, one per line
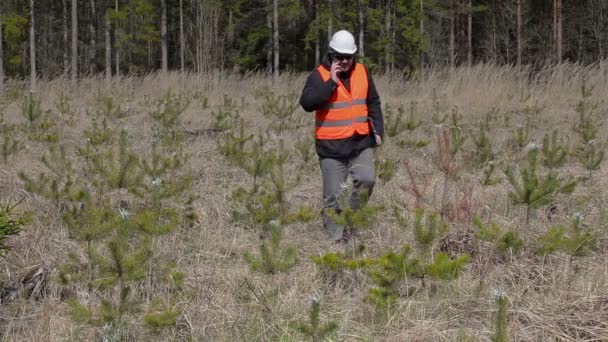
329,30,357,55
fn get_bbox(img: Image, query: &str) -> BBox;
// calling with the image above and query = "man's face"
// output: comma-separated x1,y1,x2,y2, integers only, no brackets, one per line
332,54,354,72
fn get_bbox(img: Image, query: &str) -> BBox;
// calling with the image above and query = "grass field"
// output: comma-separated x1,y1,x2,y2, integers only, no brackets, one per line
1,62,608,341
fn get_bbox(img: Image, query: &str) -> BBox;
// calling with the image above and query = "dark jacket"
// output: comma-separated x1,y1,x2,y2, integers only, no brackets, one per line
300,58,383,159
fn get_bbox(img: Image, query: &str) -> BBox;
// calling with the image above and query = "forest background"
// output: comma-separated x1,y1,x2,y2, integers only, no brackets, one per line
1,0,607,85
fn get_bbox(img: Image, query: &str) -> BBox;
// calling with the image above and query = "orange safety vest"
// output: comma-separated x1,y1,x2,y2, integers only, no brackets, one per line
315,63,370,140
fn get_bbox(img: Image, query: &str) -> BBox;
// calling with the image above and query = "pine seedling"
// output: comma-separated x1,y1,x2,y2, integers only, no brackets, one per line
392,205,409,231
572,81,599,145
404,102,422,131
290,298,338,342
492,290,509,342
471,121,494,168
326,188,383,242
536,215,597,257
240,135,276,192
541,130,568,169
232,185,281,233
269,140,298,215
367,246,421,309
1,125,22,162
473,216,523,256
432,127,463,218
149,92,190,146
244,223,298,274
449,110,467,155
375,157,397,183
61,199,120,290
54,91,76,125
512,124,530,150
425,252,470,281
91,130,143,193
413,208,448,259
482,161,502,186
574,140,604,181
0,200,29,257
312,247,370,273
431,89,448,124
384,104,409,137
96,95,128,119
21,93,44,128
295,136,314,165
219,118,253,166
138,143,192,210
20,93,58,142
211,94,240,131
19,143,90,206
143,299,180,333
258,90,299,133
504,149,577,224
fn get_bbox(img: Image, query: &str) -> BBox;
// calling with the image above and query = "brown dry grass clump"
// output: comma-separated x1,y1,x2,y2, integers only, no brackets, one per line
1,62,608,341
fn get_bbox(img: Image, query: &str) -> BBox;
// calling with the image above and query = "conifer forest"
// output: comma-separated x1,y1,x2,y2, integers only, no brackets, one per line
1,0,608,341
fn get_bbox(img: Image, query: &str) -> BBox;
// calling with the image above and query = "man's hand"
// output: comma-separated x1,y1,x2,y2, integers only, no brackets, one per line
330,60,343,83
375,135,382,146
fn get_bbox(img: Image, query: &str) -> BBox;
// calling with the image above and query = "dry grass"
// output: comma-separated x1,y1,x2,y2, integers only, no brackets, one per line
1,62,608,341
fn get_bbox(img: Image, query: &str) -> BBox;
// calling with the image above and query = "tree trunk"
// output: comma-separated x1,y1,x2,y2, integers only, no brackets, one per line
30,0,36,90
63,0,69,74
273,0,279,83
358,0,364,58
105,3,111,82
196,0,201,72
72,0,78,80
90,0,97,74
315,0,320,66
517,0,522,66
267,3,272,74
0,10,4,93
115,0,119,76
161,0,168,73
556,0,562,63
449,0,455,69
420,0,424,68
179,0,184,72
327,0,333,43
467,0,472,66
385,0,391,74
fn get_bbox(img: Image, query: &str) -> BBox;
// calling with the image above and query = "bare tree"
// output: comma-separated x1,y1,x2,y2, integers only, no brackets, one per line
449,0,455,68
179,0,184,72
72,0,78,80
30,0,36,90
273,0,279,83
105,1,111,82
358,0,364,58
467,0,472,65
161,0,168,73
115,0,120,76
315,0,320,65
63,0,68,74
553,0,562,63
327,0,333,43
385,0,392,73
90,0,97,74
516,0,522,66
587,0,607,60
267,1,272,73
0,8,3,93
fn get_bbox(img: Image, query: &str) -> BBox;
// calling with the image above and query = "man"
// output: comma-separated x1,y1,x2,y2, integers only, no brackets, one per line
300,30,384,243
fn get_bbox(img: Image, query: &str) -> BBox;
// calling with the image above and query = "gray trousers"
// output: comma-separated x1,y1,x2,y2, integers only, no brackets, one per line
319,147,376,240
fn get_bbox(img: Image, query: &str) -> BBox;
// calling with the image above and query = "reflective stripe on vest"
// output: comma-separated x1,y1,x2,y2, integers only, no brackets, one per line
314,63,370,140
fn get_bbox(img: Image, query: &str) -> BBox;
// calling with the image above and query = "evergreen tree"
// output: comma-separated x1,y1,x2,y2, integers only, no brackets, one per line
290,298,338,342
504,149,577,224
